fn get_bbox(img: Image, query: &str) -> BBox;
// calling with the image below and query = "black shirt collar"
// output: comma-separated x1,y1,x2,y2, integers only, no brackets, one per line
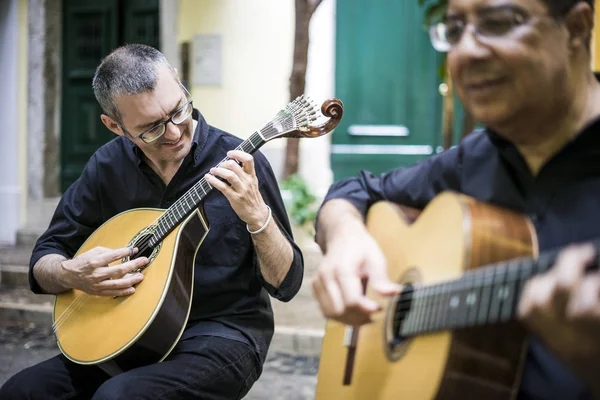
485,114,600,162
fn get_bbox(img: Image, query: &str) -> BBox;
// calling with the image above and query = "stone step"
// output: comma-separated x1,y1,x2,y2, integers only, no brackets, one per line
0,281,327,357
0,265,29,287
0,287,53,328
0,245,34,266
0,245,33,287
16,228,44,248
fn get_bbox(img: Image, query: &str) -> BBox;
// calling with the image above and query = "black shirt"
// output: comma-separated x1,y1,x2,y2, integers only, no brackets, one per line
29,109,304,364
320,119,600,399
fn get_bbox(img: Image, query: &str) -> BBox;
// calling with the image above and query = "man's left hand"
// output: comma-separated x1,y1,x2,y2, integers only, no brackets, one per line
518,243,600,394
204,150,269,230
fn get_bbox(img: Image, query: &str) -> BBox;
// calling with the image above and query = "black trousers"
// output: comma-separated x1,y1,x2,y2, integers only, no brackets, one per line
0,335,261,400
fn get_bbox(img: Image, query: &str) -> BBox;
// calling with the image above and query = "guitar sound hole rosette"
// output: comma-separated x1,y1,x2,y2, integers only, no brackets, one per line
122,226,161,270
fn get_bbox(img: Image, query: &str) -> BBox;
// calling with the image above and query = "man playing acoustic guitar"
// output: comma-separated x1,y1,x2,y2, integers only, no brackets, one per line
1,44,304,399
312,0,600,399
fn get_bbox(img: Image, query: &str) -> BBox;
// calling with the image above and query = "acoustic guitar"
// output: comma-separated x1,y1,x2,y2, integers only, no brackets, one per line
52,96,343,375
315,191,586,400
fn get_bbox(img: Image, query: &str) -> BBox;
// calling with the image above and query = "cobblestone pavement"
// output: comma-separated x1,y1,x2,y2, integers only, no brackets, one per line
0,324,319,399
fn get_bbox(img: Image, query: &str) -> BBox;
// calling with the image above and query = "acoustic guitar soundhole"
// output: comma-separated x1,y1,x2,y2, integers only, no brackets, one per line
383,268,421,362
122,225,162,271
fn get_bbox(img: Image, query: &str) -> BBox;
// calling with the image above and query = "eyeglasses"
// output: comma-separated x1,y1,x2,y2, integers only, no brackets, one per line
119,85,194,143
429,5,545,52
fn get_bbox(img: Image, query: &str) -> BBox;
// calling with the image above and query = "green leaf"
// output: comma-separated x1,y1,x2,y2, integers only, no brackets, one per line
280,174,319,226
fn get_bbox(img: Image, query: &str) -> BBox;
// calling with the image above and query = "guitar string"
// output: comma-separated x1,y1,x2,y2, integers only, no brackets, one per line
387,258,547,337
129,97,315,255
53,97,317,334
391,240,588,338
131,107,315,256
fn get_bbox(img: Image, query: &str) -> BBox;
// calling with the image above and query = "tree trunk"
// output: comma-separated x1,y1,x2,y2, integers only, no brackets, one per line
283,0,323,179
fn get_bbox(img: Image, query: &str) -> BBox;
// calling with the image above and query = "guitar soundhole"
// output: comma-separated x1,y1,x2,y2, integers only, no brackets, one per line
384,276,419,362
122,226,162,271
392,284,414,342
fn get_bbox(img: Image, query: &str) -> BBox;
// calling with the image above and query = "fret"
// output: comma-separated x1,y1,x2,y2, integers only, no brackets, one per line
412,288,425,334
429,284,443,332
516,260,534,307
455,277,471,328
439,282,451,330
189,188,197,204
201,180,212,195
415,288,425,332
423,286,433,332
186,194,193,209
418,286,427,333
241,139,255,153
198,182,207,197
477,268,494,325
248,136,257,149
238,141,249,153
155,221,164,238
174,205,182,220
251,131,265,148
448,279,465,329
500,259,519,322
149,225,161,247
426,286,437,332
487,263,508,324
466,270,483,326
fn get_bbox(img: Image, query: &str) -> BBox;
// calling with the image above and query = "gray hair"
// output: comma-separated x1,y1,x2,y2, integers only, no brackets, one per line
92,44,176,121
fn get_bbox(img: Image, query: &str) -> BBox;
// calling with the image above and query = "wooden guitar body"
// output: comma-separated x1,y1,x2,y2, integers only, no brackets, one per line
316,192,539,400
53,207,208,374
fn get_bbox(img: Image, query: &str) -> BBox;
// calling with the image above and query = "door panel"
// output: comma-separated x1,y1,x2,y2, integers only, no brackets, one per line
332,0,446,181
61,0,159,192
61,0,119,192
123,0,160,47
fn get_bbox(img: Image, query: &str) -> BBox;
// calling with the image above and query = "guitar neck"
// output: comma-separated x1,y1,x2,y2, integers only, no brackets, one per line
148,131,266,247
396,243,590,337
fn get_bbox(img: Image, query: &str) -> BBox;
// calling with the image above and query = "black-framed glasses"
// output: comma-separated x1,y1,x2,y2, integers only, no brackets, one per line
120,99,194,143
429,5,545,52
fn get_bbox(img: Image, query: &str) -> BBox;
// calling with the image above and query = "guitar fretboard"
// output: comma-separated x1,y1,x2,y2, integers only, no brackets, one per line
148,131,265,247
396,248,562,337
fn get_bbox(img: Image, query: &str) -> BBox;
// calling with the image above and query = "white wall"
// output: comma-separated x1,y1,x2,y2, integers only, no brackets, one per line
179,0,294,141
302,0,336,197
177,0,336,197
0,0,22,245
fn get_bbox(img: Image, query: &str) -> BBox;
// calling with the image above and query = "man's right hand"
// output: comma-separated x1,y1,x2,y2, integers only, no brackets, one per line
312,200,401,326
60,247,147,296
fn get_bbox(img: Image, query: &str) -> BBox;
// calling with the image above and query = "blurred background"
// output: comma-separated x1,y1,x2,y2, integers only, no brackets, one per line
2,0,600,398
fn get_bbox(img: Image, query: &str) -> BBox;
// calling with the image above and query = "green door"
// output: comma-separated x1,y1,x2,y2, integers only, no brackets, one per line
61,0,159,192
332,0,446,181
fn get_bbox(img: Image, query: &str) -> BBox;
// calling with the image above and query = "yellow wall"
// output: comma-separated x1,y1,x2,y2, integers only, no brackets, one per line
18,0,28,224
178,0,295,141
595,2,600,70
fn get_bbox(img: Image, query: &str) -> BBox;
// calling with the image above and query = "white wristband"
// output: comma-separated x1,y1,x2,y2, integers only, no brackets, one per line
246,205,272,235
